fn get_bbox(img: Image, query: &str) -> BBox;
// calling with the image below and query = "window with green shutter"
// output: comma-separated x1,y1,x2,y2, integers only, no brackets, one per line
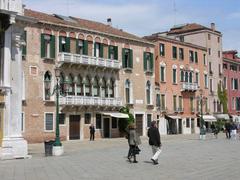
22,31,27,56
144,52,153,72
114,46,118,60
160,66,165,82
195,51,198,63
160,43,165,56
41,34,55,59
122,48,132,69
173,68,177,84
59,36,70,53
83,40,88,55
172,46,177,59
94,42,103,57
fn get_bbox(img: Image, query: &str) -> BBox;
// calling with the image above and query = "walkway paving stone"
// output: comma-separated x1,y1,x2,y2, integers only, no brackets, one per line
1,133,240,180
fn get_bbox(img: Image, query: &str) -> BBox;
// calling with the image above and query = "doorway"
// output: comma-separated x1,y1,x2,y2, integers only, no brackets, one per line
178,119,182,134
135,114,143,136
191,118,195,134
103,117,110,138
69,115,81,140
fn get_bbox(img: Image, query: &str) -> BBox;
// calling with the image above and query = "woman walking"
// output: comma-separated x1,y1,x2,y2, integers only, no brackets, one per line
127,124,141,163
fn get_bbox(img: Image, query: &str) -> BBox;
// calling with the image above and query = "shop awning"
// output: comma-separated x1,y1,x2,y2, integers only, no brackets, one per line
230,115,240,122
202,115,217,122
102,112,129,118
165,115,181,119
214,114,230,120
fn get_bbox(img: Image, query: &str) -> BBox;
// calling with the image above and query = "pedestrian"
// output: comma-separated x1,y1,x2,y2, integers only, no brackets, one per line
148,121,162,165
127,124,141,163
225,121,231,139
231,122,237,140
89,124,95,141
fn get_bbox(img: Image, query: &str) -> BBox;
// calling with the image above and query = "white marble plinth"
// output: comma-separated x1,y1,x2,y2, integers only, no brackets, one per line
1,137,28,160
52,146,64,156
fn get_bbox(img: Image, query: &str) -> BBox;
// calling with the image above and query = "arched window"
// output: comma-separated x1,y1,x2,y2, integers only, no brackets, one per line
146,81,151,104
76,75,83,96
185,72,188,82
101,78,108,98
189,72,193,83
44,71,52,100
125,79,131,103
109,79,115,98
68,74,75,95
180,70,184,82
93,77,100,97
85,76,91,96
60,72,65,94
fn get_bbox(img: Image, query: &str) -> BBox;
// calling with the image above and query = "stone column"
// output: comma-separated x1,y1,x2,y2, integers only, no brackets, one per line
1,24,28,159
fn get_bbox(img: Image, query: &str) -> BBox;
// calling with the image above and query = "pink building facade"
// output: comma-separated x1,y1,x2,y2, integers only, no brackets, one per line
223,50,240,117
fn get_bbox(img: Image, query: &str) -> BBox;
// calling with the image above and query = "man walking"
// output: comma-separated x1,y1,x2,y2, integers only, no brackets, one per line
89,124,95,141
148,121,162,165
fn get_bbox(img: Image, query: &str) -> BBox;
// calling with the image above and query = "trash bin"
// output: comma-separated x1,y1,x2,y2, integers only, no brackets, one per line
44,140,55,156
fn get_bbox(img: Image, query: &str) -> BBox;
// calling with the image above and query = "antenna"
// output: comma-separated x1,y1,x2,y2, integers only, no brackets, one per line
173,0,177,26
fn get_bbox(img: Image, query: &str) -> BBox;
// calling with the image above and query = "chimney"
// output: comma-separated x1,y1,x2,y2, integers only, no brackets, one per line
107,18,112,26
211,23,215,31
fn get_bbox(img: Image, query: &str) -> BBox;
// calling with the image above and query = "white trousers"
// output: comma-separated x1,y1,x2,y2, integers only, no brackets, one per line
151,145,162,161
231,130,237,140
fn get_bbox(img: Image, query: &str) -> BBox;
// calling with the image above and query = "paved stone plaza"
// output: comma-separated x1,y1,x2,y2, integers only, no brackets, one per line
0,133,240,180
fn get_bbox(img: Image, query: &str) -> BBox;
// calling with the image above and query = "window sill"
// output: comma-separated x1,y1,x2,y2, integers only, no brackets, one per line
144,70,153,75
172,83,178,85
123,68,133,72
42,57,55,61
43,100,55,103
44,130,54,133
160,81,166,83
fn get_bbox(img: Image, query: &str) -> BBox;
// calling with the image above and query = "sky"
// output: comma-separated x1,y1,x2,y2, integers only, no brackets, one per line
23,0,240,53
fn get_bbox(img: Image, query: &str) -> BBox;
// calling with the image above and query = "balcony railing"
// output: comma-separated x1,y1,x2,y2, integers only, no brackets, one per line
58,52,121,69
0,0,23,14
59,96,123,107
181,82,198,91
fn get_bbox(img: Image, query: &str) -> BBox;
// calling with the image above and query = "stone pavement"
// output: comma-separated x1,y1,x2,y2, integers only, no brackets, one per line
0,133,240,180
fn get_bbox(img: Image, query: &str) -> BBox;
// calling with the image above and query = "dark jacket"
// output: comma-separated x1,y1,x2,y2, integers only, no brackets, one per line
147,127,161,147
89,126,95,134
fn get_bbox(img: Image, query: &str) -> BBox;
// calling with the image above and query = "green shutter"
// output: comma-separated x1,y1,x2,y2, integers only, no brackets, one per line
94,42,96,57
100,43,104,58
150,53,153,71
108,46,111,59
122,48,126,68
129,49,133,68
76,39,79,54
114,46,118,60
41,34,45,58
59,36,62,52
83,40,88,55
66,37,70,52
22,31,27,56
143,52,147,71
50,35,55,58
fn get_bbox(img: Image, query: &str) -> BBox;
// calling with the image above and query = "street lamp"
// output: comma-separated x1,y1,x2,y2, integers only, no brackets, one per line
198,89,206,140
52,66,64,156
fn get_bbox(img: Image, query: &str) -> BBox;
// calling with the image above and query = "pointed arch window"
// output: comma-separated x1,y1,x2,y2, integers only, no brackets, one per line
185,72,188,82
180,70,184,82
125,79,131,104
93,77,100,97
68,74,75,95
189,72,193,83
76,75,83,96
109,79,115,98
85,76,91,96
101,78,108,98
146,81,151,104
44,71,52,100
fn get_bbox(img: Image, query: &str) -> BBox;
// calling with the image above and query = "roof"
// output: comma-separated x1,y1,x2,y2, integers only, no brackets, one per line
167,23,221,35
144,34,207,51
24,9,153,45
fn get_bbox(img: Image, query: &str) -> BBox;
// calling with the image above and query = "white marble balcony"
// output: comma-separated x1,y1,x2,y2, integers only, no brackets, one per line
58,52,121,69
0,0,23,14
181,82,198,92
59,96,123,107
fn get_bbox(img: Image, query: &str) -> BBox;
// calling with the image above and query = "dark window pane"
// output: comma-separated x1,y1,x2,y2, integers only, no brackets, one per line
85,113,91,124
96,114,102,129
112,117,117,128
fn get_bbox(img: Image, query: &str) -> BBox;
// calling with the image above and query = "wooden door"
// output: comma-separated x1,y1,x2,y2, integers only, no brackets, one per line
103,118,110,138
135,114,143,136
69,115,80,140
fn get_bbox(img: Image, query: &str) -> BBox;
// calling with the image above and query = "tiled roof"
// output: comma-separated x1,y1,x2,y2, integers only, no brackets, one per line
167,23,221,35
24,9,152,45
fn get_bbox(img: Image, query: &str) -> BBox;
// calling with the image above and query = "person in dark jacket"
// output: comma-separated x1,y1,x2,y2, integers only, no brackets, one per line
89,124,95,141
225,122,231,139
127,124,141,163
147,121,162,165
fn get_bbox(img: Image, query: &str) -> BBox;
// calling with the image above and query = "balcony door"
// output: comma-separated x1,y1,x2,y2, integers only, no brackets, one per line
69,115,81,140
135,114,143,136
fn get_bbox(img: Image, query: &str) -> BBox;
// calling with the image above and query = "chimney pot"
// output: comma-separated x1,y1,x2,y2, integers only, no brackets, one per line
107,18,112,26
211,23,215,31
